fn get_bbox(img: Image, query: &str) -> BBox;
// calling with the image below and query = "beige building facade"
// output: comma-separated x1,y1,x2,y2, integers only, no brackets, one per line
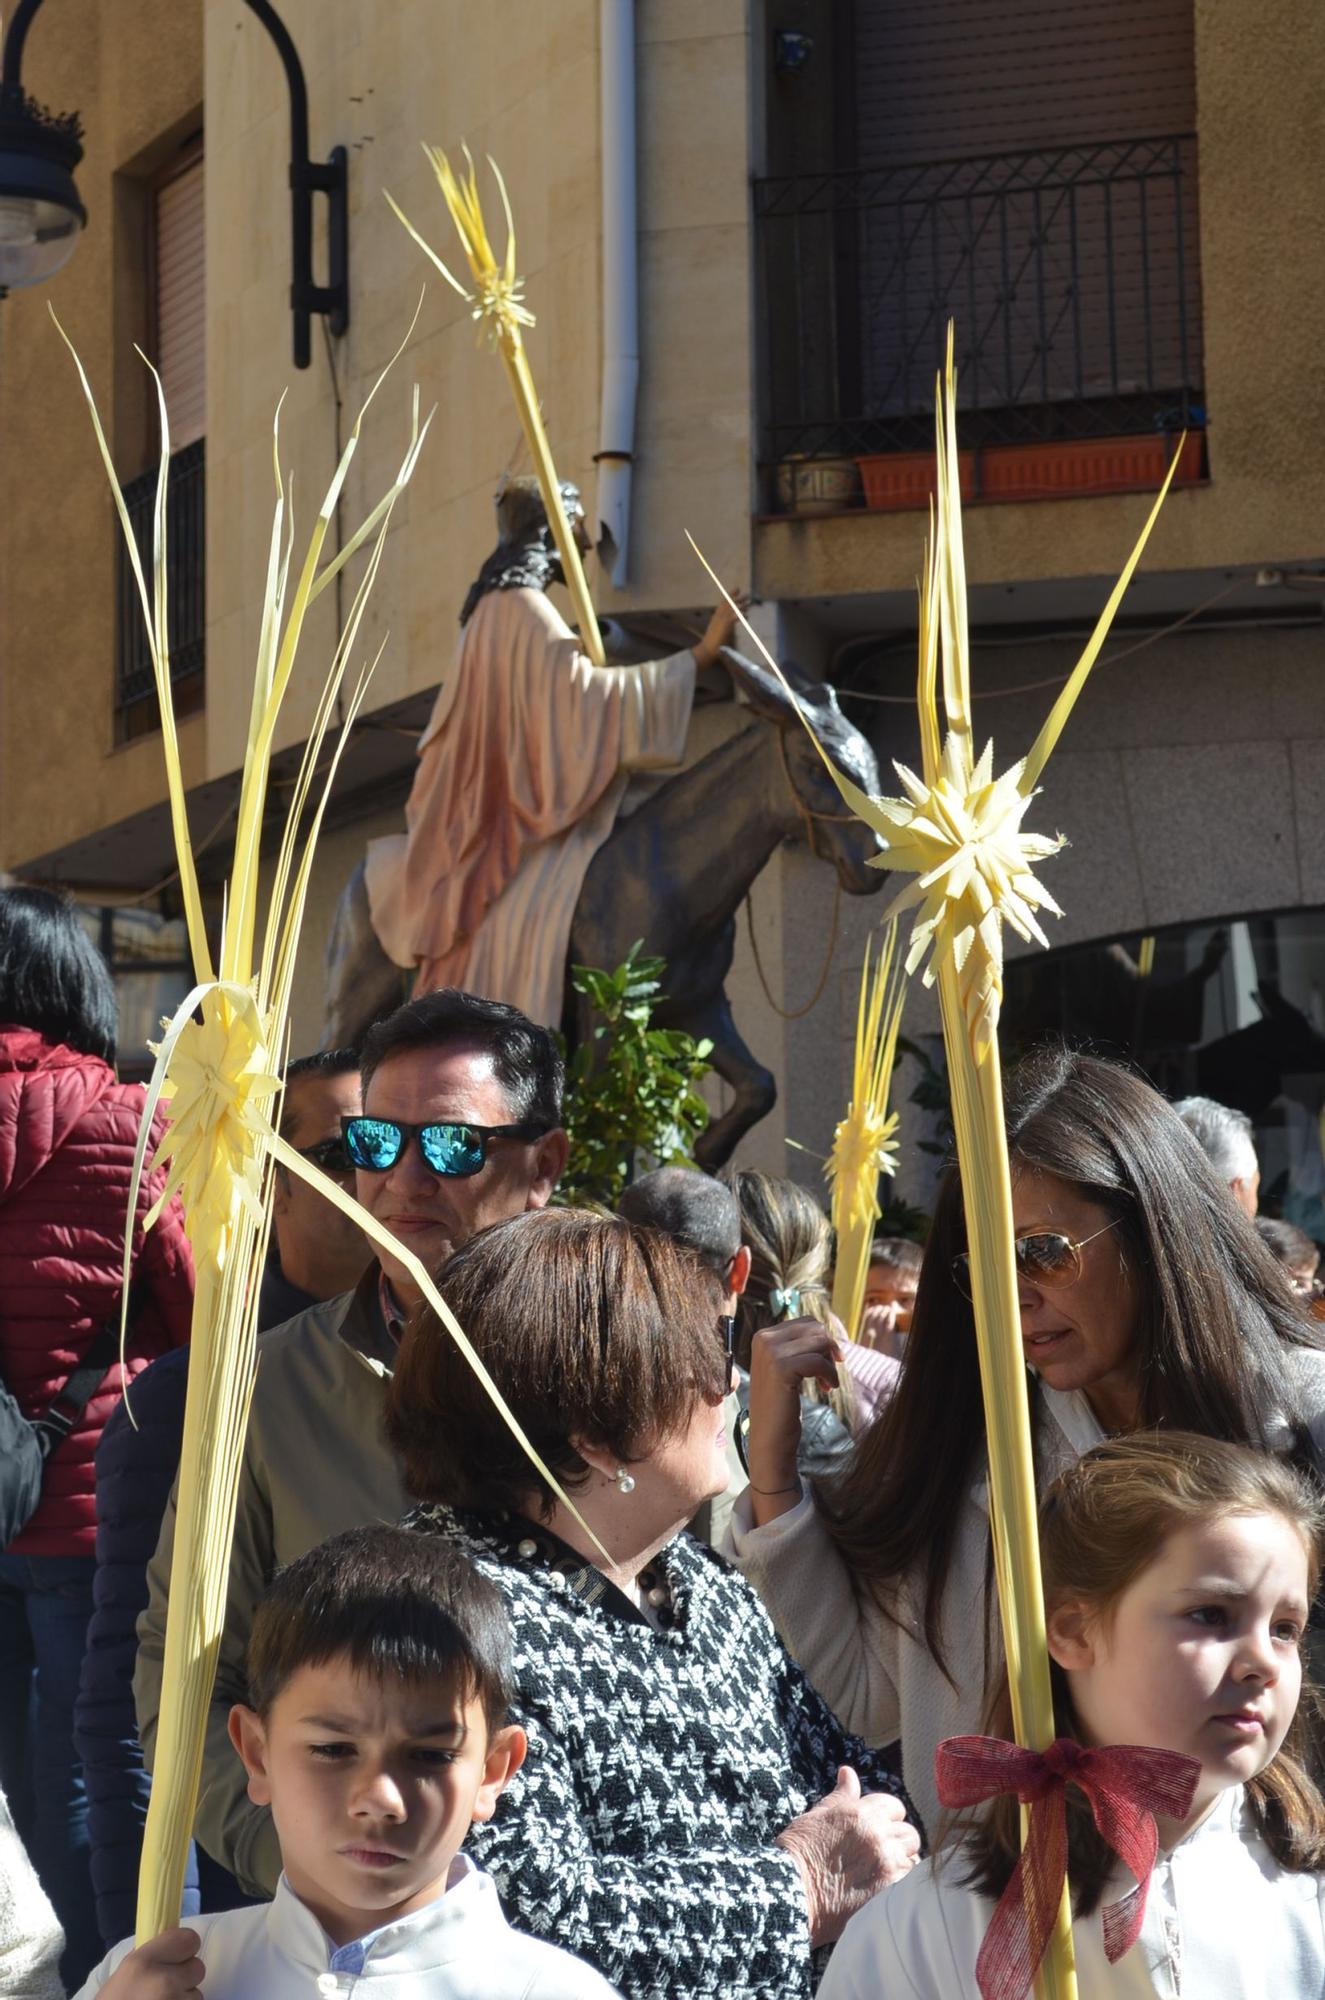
4,0,1325,1211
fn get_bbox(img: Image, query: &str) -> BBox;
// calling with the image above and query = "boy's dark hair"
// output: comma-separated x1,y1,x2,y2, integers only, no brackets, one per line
245,1525,513,1730
0,887,118,1063
358,989,563,1132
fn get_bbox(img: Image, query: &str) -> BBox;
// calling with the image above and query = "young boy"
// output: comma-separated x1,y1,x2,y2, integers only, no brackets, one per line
74,1528,620,1999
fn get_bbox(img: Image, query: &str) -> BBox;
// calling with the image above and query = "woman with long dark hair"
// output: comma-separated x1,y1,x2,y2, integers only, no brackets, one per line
727,1046,1325,1832
0,890,193,1986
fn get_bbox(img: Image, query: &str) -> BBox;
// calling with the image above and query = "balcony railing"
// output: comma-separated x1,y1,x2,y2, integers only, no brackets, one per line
115,438,205,737
754,134,1204,469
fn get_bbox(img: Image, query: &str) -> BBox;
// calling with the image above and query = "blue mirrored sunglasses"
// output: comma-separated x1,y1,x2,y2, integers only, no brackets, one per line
341,1114,549,1179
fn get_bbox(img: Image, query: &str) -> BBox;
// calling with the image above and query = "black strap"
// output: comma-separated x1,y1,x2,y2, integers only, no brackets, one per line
30,1311,125,1457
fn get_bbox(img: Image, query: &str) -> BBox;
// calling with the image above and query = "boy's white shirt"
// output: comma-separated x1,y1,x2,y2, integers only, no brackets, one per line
72,1855,622,2000
815,1785,1325,1999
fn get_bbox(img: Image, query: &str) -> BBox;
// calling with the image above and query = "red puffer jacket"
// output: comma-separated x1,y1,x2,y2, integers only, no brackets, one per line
0,1027,194,1556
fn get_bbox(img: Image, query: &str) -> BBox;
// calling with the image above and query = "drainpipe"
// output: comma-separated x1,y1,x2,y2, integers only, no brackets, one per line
595,0,638,588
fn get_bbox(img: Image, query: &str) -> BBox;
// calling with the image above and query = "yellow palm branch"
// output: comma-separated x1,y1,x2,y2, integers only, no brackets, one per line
692,326,1186,2000
827,921,905,1341
58,305,610,1947
386,145,604,664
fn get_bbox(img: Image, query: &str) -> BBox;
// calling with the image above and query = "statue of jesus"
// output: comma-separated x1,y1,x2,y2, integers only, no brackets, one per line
364,477,740,1028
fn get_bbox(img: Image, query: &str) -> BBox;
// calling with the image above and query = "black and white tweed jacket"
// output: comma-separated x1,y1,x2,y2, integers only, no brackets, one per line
405,1503,920,2000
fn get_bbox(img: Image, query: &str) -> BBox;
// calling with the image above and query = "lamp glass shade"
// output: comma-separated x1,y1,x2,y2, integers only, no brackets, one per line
0,122,86,290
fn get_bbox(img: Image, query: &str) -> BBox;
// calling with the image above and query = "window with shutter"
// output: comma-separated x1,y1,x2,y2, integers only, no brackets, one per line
755,2,1204,469
115,141,205,738
155,150,205,445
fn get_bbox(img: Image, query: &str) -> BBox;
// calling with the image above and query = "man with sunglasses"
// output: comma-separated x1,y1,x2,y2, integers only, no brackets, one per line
134,991,567,1900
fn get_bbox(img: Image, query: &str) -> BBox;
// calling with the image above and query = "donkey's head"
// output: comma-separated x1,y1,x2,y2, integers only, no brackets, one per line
728,651,886,895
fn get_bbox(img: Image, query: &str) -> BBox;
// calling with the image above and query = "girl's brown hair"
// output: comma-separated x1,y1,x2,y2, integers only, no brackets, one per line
385,1207,730,1516
960,1432,1325,1912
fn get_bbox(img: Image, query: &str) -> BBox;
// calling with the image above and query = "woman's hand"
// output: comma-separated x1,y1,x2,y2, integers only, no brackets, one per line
746,1315,842,1526
776,1766,920,1945
99,1929,205,1999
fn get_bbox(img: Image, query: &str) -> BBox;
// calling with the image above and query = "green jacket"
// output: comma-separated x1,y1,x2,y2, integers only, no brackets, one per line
133,1269,406,1896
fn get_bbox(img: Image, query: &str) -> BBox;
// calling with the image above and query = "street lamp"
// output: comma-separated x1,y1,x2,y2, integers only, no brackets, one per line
0,0,85,295
0,0,348,366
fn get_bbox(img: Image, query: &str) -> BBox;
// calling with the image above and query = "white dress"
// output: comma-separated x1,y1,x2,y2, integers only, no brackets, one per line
73,1856,621,2000
816,1787,1325,1999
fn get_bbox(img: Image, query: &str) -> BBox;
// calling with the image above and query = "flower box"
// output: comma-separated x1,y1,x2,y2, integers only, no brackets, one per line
856,449,976,511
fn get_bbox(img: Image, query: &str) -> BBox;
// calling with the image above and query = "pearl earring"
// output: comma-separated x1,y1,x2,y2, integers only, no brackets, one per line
614,1466,636,1495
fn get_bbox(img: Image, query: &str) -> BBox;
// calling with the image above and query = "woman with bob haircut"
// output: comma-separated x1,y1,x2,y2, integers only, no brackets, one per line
385,1207,922,2000
0,888,193,1986
726,1045,1325,1834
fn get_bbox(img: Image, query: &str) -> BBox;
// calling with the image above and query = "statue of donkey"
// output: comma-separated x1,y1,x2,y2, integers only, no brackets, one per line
322,650,886,1166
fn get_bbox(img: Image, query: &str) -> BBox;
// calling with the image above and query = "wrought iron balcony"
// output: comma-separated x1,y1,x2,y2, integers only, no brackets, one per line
754,133,1203,473
115,437,205,737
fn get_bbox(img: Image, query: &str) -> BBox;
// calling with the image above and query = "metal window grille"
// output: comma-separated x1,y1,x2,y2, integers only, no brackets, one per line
755,134,1204,465
115,438,205,736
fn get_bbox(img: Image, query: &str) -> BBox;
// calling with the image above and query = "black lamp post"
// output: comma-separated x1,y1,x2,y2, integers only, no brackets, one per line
0,0,348,367
242,0,349,367
0,0,85,296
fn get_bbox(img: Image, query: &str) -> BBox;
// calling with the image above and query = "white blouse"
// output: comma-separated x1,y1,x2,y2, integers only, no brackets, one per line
74,1857,621,2000
817,1787,1325,1999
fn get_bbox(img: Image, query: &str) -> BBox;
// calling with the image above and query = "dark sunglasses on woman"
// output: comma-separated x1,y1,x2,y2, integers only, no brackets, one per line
341,1114,551,1180
951,1219,1120,1300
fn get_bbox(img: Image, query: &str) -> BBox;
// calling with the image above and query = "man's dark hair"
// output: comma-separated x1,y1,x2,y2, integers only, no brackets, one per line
359,989,563,1131
245,1525,513,1730
0,887,118,1063
617,1167,740,1278
278,1047,360,1142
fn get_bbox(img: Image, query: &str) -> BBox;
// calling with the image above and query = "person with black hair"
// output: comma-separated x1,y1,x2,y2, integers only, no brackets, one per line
726,1046,1325,1837
0,887,194,1988
79,1529,619,1999
263,1047,370,1326
135,987,568,1900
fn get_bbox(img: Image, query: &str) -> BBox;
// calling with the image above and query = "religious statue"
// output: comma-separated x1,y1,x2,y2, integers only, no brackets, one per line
361,476,737,1030
325,478,889,1163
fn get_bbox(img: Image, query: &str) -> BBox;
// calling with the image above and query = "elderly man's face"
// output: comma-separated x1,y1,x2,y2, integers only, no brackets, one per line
357,1043,567,1304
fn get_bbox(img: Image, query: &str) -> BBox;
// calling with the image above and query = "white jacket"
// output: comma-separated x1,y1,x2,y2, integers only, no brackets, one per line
0,1788,63,2000
73,1857,622,2000
816,1786,1325,1999
725,1356,1325,1835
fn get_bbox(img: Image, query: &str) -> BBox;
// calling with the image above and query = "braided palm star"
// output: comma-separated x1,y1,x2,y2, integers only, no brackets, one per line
876,734,1064,1059
689,331,1182,1065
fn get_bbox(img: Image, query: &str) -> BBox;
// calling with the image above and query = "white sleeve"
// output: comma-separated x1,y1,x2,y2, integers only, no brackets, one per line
69,1937,135,1999
0,1794,67,2000
817,1866,957,2000
722,1487,903,1747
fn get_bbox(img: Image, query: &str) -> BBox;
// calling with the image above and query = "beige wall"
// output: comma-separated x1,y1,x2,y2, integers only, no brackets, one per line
754,0,1325,604
203,0,754,786
0,1,204,879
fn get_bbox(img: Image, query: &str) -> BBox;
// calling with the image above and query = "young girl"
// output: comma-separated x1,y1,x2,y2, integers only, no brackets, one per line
818,1432,1325,1997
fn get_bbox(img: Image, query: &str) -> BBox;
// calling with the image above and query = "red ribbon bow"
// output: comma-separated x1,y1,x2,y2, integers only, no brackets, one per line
935,1734,1201,2000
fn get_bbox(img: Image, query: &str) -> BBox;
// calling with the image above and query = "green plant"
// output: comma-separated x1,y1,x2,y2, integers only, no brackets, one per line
558,942,714,1209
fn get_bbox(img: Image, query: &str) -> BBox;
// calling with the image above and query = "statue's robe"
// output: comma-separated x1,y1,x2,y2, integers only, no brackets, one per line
365,585,695,1029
